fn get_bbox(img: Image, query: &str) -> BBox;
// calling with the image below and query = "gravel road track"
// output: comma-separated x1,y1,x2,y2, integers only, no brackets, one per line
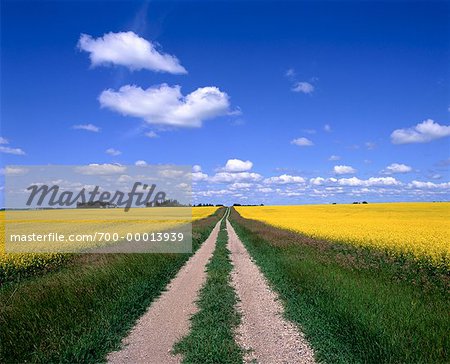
107,218,222,364
226,219,316,364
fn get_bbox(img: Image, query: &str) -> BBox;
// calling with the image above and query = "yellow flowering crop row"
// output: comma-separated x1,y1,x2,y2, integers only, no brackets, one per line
236,203,449,262
0,206,218,281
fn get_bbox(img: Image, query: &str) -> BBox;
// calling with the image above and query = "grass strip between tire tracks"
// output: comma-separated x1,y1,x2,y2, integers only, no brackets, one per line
173,210,243,364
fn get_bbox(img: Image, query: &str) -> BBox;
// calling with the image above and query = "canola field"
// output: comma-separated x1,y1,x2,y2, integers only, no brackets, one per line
0,206,218,282
236,203,450,262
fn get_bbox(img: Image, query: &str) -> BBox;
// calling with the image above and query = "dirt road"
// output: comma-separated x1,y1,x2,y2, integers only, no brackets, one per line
107,218,222,364
107,210,315,363
226,219,316,364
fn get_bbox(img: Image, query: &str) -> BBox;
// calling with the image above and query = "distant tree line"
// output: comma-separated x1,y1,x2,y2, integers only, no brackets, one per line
233,203,264,207
193,203,224,207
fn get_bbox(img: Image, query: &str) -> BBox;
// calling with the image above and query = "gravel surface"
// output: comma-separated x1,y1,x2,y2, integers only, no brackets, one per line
107,219,222,364
226,219,316,364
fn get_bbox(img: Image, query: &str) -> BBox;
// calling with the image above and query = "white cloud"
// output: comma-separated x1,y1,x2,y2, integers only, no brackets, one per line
391,119,450,144
285,68,296,77
195,189,233,197
292,82,314,94
76,164,127,175
0,166,28,175
324,124,331,132
192,165,202,173
408,180,450,189
99,84,230,128
333,165,356,175
192,171,209,181
365,141,376,150
229,182,253,190
258,187,273,193
384,163,412,174
0,138,25,155
264,174,305,185
310,177,326,186
191,166,208,181
338,177,401,187
117,174,133,184
329,155,340,161
78,31,187,74
106,148,121,156
0,146,26,155
291,137,314,147
210,172,262,183
223,159,253,172
145,131,159,138
135,160,147,166
72,124,100,132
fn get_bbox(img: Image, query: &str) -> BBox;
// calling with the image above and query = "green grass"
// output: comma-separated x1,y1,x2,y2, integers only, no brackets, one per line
0,208,225,364
229,208,449,364
173,212,243,364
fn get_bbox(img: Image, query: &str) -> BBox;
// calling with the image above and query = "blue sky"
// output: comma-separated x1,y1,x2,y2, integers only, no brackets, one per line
1,0,449,205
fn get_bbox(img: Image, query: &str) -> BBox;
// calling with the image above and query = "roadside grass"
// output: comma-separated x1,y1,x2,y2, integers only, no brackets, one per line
0,208,225,364
229,208,449,364
173,211,243,364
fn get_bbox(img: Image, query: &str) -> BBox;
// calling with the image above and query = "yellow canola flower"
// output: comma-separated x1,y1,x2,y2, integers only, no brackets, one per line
236,202,450,262
0,206,218,275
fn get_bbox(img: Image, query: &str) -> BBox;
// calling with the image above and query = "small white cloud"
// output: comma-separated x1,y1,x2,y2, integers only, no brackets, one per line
291,137,314,147
338,177,401,187
72,124,100,132
117,174,133,183
76,164,127,175
135,160,147,166
285,68,296,77
0,137,9,144
99,84,230,128
229,182,253,190
310,177,326,186
78,31,187,74
334,165,356,175
228,106,242,116
106,148,121,156
408,180,450,189
329,155,340,161
264,174,305,185
384,163,412,174
192,171,209,181
324,124,331,132
391,119,450,144
292,82,314,94
210,172,262,183
365,141,376,150
223,159,253,172
0,146,26,155
258,187,273,193
191,165,208,181
158,169,184,179
0,166,28,175
145,131,159,138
